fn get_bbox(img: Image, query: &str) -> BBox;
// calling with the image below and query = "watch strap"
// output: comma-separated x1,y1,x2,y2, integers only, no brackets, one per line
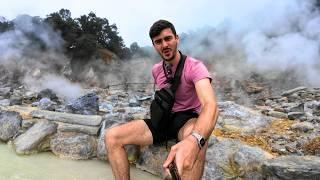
191,132,206,149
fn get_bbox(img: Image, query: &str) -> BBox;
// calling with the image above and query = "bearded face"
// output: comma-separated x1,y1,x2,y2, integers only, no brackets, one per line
152,28,179,62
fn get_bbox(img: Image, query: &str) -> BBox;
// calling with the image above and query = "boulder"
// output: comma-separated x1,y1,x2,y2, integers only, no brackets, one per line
290,122,314,132
136,145,169,177
203,137,273,180
57,123,99,135
30,109,102,126
284,103,304,113
13,120,57,154
38,98,57,111
288,112,305,120
218,101,273,134
0,99,10,106
50,132,97,160
267,111,288,119
66,92,99,115
9,96,22,105
0,110,22,142
262,155,320,179
281,87,307,97
0,87,11,98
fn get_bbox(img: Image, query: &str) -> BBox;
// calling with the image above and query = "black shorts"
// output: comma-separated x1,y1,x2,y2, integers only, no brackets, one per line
144,109,199,145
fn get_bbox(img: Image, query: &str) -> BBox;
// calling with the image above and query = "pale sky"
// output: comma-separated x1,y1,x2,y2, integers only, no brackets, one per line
0,0,278,46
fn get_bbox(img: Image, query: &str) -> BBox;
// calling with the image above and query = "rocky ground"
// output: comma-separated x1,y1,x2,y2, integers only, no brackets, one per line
0,82,320,179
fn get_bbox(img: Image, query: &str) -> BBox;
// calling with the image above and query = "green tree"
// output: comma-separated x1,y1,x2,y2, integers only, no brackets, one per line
45,9,82,57
0,21,13,33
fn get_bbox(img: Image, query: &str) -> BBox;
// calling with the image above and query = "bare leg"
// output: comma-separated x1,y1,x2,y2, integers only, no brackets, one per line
105,120,153,180
177,118,208,180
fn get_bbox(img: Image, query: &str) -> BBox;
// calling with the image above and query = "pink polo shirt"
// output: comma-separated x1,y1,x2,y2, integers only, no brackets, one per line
152,56,211,113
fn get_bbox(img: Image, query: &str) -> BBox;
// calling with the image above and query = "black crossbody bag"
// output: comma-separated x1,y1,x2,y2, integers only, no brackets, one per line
150,53,187,130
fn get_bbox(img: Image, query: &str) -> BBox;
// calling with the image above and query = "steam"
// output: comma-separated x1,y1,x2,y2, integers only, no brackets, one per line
81,57,155,91
23,74,84,100
0,15,84,99
180,0,320,88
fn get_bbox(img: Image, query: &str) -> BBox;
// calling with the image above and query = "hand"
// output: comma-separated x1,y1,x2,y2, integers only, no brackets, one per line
163,135,200,176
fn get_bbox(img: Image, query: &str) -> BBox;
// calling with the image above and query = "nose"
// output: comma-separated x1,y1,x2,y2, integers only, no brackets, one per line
161,40,169,48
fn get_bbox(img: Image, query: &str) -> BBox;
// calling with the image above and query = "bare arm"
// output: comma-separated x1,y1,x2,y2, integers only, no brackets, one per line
193,78,219,139
163,78,219,175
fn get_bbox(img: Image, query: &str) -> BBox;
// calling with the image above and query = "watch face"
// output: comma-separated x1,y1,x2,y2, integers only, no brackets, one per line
200,138,205,147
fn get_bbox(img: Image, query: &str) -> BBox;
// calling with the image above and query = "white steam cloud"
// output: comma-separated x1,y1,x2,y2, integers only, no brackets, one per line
0,15,85,99
180,0,320,88
23,74,84,100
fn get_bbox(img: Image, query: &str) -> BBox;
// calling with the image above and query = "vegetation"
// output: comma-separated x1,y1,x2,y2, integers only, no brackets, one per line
0,9,144,61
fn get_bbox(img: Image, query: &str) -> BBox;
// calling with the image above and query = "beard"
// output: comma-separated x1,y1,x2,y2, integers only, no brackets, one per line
159,44,178,62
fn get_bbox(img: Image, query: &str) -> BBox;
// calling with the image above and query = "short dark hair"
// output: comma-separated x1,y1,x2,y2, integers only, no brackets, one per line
149,20,177,40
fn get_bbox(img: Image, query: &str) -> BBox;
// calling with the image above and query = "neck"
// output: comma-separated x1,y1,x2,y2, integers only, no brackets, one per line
168,50,181,66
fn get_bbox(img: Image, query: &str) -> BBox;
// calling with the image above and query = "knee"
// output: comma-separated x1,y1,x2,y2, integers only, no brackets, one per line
105,127,121,149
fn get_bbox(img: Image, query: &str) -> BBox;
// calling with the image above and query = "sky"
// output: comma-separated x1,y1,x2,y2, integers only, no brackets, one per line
0,0,278,46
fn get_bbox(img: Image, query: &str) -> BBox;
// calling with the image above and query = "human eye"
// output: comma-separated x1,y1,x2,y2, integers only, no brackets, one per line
164,36,173,42
154,39,162,45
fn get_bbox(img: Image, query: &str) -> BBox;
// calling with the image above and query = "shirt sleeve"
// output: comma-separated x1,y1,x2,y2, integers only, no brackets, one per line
189,61,212,83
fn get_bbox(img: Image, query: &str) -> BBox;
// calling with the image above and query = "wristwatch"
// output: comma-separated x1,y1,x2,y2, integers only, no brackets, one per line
191,132,206,149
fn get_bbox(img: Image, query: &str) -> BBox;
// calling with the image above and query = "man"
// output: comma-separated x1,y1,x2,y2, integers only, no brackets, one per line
105,19,218,180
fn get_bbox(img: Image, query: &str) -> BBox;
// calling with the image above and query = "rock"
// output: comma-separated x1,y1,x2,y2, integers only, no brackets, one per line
125,145,140,163
302,137,320,156
291,122,314,132
30,109,102,126
23,91,37,103
0,99,10,106
0,110,22,142
66,92,99,115
267,111,288,119
262,155,320,179
97,123,107,160
13,120,57,154
99,101,113,112
128,97,141,107
217,101,273,134
287,93,300,103
9,96,22,105
132,113,148,120
38,98,57,111
284,103,304,113
285,142,298,153
0,87,11,98
1,105,37,119
203,137,272,179
288,112,305,120
103,113,127,128
204,138,245,179
57,123,99,135
21,119,35,130
37,88,58,101
50,132,97,160
136,145,169,177
271,143,288,155
233,145,273,169
136,95,152,101
281,87,307,97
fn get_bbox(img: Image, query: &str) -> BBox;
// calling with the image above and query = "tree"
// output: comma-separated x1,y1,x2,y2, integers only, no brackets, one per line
0,21,13,33
45,9,82,57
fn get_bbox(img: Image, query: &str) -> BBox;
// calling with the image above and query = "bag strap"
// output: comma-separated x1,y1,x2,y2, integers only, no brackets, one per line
171,51,186,93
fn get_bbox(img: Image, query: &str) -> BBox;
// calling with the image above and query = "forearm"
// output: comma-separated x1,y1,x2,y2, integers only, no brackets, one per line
193,101,218,139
